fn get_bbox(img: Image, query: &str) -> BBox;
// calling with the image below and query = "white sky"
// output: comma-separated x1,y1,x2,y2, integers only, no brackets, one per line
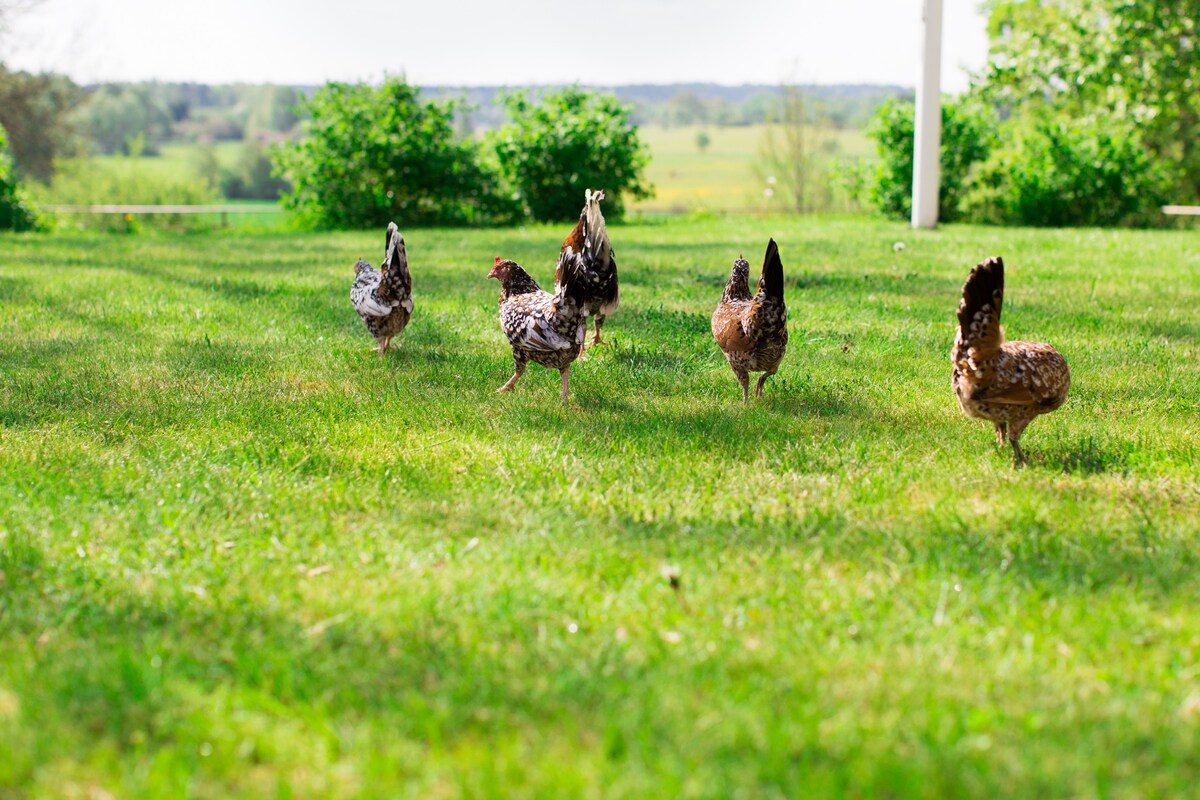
4,0,990,91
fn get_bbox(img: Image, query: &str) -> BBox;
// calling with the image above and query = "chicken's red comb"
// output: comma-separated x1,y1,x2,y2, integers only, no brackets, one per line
494,256,502,265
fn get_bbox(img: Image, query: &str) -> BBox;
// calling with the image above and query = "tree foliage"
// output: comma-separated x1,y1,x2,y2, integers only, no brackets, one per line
274,77,514,229
0,65,83,181
963,112,1175,226
78,84,174,155
978,0,1199,201
868,1,1194,227
0,123,39,231
490,88,652,222
867,98,996,223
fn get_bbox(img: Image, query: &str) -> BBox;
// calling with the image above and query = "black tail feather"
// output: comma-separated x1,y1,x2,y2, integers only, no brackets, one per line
957,256,1004,332
759,238,784,300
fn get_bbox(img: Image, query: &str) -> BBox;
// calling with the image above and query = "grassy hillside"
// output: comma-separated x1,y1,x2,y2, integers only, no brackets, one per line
1,217,1199,797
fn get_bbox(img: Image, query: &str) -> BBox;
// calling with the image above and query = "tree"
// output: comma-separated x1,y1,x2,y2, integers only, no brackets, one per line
490,88,652,222
756,85,838,214
78,84,174,155
977,0,1200,201
0,65,82,181
273,77,514,229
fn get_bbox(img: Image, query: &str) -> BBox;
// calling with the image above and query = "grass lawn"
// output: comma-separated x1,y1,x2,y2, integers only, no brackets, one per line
1,216,1199,797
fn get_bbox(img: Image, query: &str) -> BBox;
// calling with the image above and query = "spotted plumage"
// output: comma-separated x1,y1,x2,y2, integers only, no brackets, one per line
555,188,618,350
711,239,789,401
488,256,587,404
952,256,1070,466
350,222,413,356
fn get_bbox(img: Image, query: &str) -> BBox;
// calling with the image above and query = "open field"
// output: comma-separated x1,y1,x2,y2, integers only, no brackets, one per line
66,124,875,215
2,217,1199,797
635,124,873,213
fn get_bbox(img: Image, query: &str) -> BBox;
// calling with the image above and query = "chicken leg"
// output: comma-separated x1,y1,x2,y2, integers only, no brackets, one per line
560,365,571,404
591,316,610,347
731,366,750,403
497,361,526,394
754,368,778,398
1008,418,1032,467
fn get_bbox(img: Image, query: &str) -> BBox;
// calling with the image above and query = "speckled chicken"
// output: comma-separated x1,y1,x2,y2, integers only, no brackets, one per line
711,239,788,401
952,256,1070,466
488,253,587,404
555,189,618,351
350,222,412,356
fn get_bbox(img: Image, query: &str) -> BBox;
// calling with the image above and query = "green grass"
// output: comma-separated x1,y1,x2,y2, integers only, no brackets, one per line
1,217,1199,798
634,124,873,213
90,142,248,184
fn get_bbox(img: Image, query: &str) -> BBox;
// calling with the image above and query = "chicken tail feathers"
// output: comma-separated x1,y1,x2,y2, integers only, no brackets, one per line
384,222,398,263
583,188,611,268
759,238,784,301
957,256,1004,354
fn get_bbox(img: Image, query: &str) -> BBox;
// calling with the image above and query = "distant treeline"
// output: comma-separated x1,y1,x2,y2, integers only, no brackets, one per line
424,83,911,131
0,68,908,180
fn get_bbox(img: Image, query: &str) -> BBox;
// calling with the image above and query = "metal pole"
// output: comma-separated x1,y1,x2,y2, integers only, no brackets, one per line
912,0,943,229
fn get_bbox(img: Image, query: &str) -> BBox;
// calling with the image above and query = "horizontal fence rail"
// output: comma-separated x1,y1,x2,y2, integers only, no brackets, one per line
1163,205,1200,216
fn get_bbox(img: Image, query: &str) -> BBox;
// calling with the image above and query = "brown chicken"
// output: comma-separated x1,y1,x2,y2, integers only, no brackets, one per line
952,256,1070,466
711,239,788,401
555,189,618,352
488,252,587,404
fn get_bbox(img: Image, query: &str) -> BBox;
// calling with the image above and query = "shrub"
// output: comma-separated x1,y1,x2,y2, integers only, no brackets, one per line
221,140,291,200
868,98,996,223
963,114,1176,228
44,155,219,233
0,125,39,232
490,88,653,222
273,77,516,229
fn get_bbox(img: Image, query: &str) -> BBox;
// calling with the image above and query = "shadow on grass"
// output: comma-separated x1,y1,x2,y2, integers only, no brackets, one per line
1046,437,1132,476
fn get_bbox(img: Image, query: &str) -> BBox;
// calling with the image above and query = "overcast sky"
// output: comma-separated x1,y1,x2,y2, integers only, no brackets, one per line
5,0,991,91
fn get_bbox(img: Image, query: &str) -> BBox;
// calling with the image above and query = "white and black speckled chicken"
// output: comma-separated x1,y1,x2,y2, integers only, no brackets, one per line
952,256,1070,466
711,239,788,401
350,222,413,356
488,251,587,404
556,189,618,352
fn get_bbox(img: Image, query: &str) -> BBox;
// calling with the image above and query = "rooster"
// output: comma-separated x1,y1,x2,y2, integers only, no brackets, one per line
350,222,413,356
488,253,587,404
556,189,618,352
711,239,788,401
952,256,1070,466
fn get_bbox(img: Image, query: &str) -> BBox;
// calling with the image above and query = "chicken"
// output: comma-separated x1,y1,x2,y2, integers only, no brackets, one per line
555,189,618,351
952,256,1070,466
350,222,413,356
488,253,587,404
711,239,788,401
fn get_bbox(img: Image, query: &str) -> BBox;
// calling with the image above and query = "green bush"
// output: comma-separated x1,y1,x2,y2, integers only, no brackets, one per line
273,77,516,229
490,88,652,222
43,155,219,233
868,98,996,223
963,114,1176,228
0,125,39,232
221,140,291,200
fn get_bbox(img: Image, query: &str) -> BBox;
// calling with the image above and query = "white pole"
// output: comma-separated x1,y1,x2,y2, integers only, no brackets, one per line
912,0,943,229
